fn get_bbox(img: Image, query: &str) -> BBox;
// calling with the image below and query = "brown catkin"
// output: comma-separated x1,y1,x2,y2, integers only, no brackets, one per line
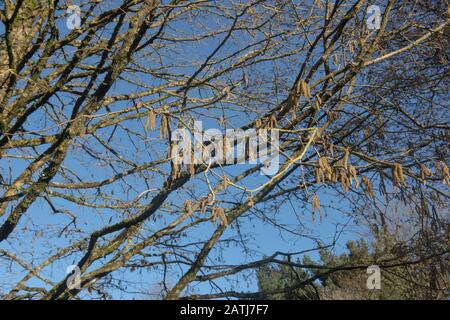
149,110,156,130
442,162,449,185
159,114,169,138
316,95,322,105
299,80,310,98
172,162,179,179
211,206,227,225
348,165,359,188
217,207,228,226
319,156,333,181
223,176,229,188
183,200,192,214
343,149,350,169
315,167,322,184
212,206,218,224
333,54,339,66
340,170,349,192
311,194,322,223
393,163,405,186
349,42,354,54
420,164,432,184
144,113,150,132
145,109,156,132
269,115,277,128
362,176,374,197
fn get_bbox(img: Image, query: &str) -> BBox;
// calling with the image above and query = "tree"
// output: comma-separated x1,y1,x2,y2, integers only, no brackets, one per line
0,0,448,299
258,233,448,300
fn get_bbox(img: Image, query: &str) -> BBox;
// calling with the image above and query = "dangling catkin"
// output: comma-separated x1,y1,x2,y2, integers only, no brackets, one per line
159,114,169,138
420,164,432,184
442,162,449,185
348,165,359,188
269,115,277,128
393,163,405,186
311,194,322,223
145,109,156,132
299,79,310,98
361,176,374,197
217,207,228,226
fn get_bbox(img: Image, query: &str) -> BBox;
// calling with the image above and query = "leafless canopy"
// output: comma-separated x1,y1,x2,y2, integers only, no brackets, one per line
0,0,448,299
